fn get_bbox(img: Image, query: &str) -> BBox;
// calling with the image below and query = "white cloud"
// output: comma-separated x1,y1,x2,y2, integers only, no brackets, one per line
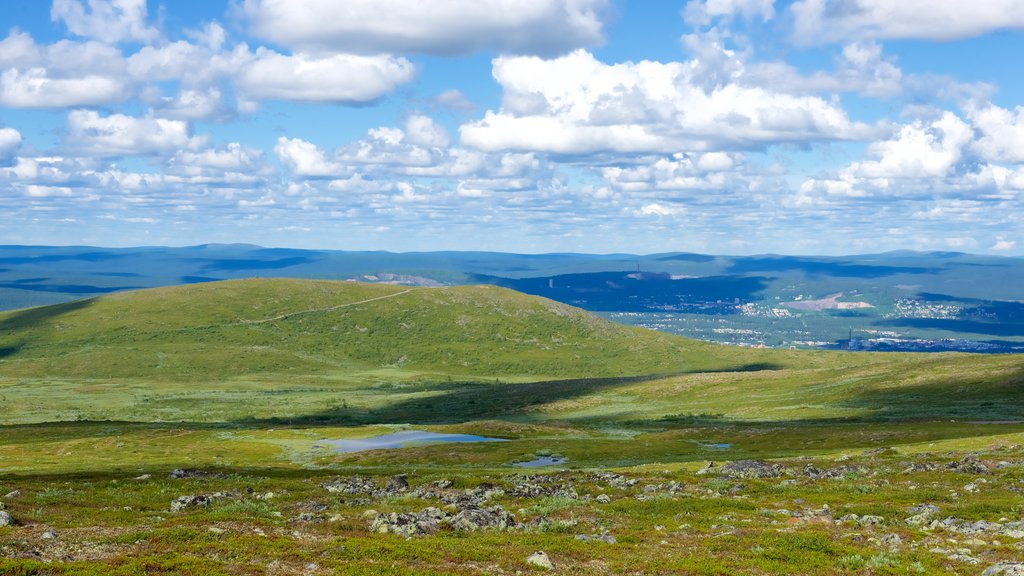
24,184,74,197
274,137,348,177
170,143,265,179
0,127,22,163
404,115,451,148
992,237,1016,251
0,30,42,69
603,152,744,193
241,0,608,56
965,102,1024,164
236,49,416,104
683,0,775,26
791,0,1024,44
150,88,229,122
637,202,685,217
65,110,204,157
51,0,158,44
0,67,126,108
744,42,902,98
460,50,871,155
796,112,988,203
845,112,972,180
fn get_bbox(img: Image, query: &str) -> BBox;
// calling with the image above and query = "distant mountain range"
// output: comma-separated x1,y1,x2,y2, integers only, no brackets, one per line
1,244,1021,352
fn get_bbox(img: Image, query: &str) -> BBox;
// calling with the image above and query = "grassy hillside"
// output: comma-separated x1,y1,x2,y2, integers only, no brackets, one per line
0,278,741,381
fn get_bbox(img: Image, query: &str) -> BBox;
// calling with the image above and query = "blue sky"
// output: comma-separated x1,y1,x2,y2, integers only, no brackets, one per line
1,0,1023,255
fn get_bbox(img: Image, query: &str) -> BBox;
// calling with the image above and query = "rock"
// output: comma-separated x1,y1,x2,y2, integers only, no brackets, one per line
948,553,979,565
719,460,785,479
906,503,941,526
170,494,213,512
385,474,409,493
526,551,555,570
879,533,902,548
575,532,616,544
983,562,1024,576
41,530,57,540
806,464,868,480
0,510,14,526
449,506,516,532
369,507,447,537
323,476,378,495
908,503,940,516
133,474,151,481
947,455,988,474
3,490,20,499
595,494,611,504
902,462,939,473
0,500,4,510
292,512,324,523
168,468,221,479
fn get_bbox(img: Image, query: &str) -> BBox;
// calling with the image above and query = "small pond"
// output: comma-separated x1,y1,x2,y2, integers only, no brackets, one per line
514,456,568,468
316,430,508,453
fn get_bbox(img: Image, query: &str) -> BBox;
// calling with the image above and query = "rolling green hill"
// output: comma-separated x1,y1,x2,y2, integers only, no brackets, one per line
0,278,733,381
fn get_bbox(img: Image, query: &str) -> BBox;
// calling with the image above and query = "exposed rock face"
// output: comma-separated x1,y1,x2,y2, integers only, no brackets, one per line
0,510,14,526
719,460,785,479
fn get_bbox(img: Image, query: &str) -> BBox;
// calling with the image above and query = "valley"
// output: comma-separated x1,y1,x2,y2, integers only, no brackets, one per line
1,279,1023,574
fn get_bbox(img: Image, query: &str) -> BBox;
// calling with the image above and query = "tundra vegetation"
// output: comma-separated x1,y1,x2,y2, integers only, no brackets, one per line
1,279,1023,574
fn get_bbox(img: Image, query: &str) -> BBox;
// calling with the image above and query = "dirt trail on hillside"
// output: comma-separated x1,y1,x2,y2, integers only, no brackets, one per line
239,289,414,325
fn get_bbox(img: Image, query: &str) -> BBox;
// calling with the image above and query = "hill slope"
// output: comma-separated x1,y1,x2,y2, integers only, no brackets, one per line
0,278,736,380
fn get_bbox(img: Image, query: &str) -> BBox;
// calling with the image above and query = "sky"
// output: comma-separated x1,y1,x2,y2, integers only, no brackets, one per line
1,0,1023,255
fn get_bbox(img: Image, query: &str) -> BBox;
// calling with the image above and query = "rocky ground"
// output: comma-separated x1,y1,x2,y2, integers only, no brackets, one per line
2,448,1024,574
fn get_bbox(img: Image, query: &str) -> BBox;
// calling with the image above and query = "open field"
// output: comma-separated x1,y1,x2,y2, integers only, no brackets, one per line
2,279,1023,574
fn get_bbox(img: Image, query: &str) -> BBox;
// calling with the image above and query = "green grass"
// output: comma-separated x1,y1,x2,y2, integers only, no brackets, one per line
1,279,1023,573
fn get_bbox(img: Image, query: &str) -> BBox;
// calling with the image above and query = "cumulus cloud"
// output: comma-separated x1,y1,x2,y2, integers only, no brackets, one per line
170,143,266,179
460,50,871,155
847,112,972,180
965,102,1024,164
603,152,745,193
241,0,608,56
236,49,416,104
65,110,204,157
743,42,902,98
51,0,159,44
404,115,451,148
274,137,348,177
0,127,22,165
797,111,983,203
0,67,126,108
790,0,1024,44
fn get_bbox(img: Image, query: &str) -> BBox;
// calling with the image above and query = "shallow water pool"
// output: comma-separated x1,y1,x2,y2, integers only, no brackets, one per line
317,430,508,453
